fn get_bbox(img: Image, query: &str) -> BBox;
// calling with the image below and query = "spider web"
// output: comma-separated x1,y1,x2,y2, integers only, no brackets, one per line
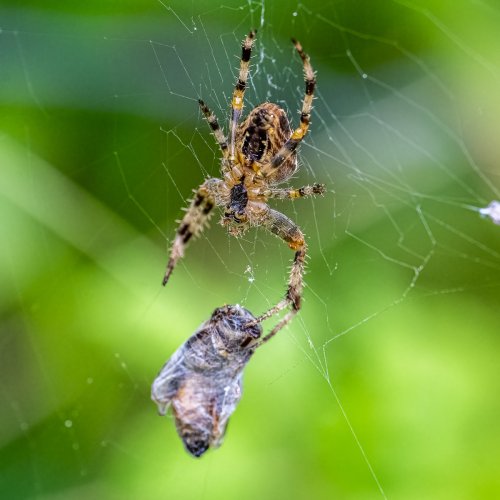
1,1,500,498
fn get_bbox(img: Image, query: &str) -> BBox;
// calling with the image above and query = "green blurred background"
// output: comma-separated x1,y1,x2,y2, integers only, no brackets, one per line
1,0,500,498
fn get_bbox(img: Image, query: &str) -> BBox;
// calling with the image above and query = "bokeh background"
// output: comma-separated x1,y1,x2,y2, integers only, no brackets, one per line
1,1,500,498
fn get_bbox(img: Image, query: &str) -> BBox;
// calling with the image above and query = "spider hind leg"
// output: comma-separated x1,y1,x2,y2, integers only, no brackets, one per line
230,30,257,158
267,38,316,175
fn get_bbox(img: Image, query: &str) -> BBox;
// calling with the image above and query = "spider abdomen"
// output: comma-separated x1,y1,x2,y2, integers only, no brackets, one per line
242,127,268,162
236,103,297,182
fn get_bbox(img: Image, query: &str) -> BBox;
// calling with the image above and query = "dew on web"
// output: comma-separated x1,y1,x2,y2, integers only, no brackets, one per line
480,200,500,225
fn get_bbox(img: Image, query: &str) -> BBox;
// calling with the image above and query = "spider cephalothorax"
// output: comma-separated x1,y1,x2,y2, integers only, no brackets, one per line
162,31,325,339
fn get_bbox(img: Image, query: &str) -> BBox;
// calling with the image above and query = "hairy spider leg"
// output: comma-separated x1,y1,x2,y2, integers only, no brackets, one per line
252,246,307,343
246,184,325,335
162,182,217,286
258,309,297,346
230,30,256,161
258,183,326,200
265,38,316,174
248,40,318,336
248,208,307,335
198,99,230,170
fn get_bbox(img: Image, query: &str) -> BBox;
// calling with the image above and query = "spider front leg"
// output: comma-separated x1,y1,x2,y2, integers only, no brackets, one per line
250,208,307,343
162,180,221,286
259,245,307,346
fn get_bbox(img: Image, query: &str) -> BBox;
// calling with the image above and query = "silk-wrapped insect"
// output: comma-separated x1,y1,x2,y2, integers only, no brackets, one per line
151,304,265,457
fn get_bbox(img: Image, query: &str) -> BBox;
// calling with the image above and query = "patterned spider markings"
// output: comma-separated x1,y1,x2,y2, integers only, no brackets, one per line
162,31,325,339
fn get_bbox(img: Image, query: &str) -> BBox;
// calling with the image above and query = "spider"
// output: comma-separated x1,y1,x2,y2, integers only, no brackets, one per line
151,304,264,457
162,30,325,340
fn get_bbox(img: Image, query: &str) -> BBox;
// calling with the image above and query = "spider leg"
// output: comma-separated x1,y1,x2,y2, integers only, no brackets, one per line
162,181,219,286
230,30,256,160
258,309,297,346
267,38,316,173
253,247,307,346
198,99,229,163
258,183,325,200
249,208,307,339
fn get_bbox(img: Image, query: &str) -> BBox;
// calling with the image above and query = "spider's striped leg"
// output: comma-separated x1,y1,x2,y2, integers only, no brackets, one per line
229,30,256,159
258,183,326,200
162,181,219,286
198,99,229,164
254,246,307,346
267,38,316,173
250,208,307,340
258,309,297,346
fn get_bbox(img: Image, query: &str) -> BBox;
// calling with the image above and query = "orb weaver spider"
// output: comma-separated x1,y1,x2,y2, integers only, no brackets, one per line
162,30,325,340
